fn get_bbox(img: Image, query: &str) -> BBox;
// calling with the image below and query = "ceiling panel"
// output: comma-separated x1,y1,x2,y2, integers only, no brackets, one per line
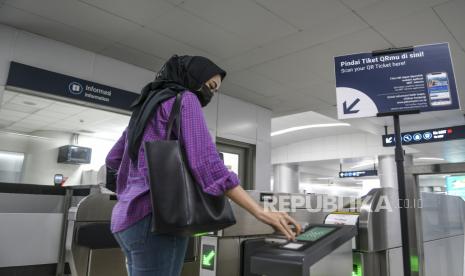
0,91,130,135
119,27,212,60
250,50,328,89
2,91,17,104
78,0,175,27
1,102,40,113
44,102,88,115
356,0,449,27
340,0,382,10
219,81,279,109
294,81,337,105
146,8,254,59
270,94,333,116
0,118,13,128
26,114,60,123
91,54,153,93
11,94,53,109
12,31,96,80
179,0,298,45
5,124,37,133
51,121,81,131
10,119,47,129
166,0,184,6
251,28,389,89
374,8,463,53
0,109,30,120
5,0,140,42
100,43,165,71
434,0,465,51
254,0,350,30
0,5,113,53
301,28,390,83
221,12,367,72
34,109,72,121
227,70,289,97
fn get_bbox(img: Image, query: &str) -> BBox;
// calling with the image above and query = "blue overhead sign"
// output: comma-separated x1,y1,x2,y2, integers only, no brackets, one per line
382,125,465,147
339,170,378,178
335,43,459,119
6,62,138,113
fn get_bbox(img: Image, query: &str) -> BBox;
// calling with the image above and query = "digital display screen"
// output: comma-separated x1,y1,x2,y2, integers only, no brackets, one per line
201,245,216,271
282,243,304,250
296,226,336,242
427,72,452,106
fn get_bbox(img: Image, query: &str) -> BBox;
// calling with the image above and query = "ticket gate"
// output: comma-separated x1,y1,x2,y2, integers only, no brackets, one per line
198,191,357,276
199,187,465,276
65,191,201,276
244,224,357,276
65,193,126,276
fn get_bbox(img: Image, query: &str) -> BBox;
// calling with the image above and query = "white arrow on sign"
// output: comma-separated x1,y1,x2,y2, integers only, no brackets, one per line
385,137,394,144
336,87,379,119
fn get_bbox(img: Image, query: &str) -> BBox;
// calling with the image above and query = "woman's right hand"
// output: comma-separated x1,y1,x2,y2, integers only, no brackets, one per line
224,186,302,240
255,210,302,240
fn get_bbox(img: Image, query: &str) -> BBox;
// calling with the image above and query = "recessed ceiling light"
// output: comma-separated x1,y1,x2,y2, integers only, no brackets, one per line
415,157,445,161
350,161,377,169
271,123,350,136
0,130,50,140
78,129,95,134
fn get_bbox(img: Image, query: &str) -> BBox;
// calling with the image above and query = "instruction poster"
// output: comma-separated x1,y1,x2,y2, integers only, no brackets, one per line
335,43,459,119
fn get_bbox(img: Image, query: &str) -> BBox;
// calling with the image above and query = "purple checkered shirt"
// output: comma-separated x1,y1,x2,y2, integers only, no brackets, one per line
106,91,240,233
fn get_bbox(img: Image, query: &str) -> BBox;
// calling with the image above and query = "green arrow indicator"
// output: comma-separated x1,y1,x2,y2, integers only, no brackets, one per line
202,250,215,267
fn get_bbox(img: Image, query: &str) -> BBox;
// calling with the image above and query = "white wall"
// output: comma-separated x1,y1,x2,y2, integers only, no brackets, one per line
0,24,272,190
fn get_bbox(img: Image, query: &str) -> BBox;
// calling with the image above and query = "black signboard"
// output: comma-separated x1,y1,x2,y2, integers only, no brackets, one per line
339,170,378,178
6,62,139,112
382,125,465,147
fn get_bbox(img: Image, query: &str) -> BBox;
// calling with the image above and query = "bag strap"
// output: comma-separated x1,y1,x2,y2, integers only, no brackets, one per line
166,93,183,140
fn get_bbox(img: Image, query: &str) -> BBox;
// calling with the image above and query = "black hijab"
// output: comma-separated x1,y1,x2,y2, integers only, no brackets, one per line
127,55,226,164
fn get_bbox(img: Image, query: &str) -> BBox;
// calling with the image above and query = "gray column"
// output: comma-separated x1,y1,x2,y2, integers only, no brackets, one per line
378,154,413,189
272,164,299,193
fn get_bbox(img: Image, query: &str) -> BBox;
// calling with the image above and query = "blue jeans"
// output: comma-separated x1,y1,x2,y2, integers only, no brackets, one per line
114,215,189,276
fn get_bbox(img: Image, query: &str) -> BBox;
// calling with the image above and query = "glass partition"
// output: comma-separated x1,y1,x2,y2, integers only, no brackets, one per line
0,151,24,183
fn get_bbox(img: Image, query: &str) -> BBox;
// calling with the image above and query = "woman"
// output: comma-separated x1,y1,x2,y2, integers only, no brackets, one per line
106,55,301,276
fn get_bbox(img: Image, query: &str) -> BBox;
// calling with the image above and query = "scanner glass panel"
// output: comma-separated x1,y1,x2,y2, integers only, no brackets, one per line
296,226,336,242
282,243,304,249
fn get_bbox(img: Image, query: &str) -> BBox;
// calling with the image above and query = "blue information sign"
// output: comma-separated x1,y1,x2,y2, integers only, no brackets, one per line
382,125,465,147
339,170,378,178
335,43,459,119
6,62,138,113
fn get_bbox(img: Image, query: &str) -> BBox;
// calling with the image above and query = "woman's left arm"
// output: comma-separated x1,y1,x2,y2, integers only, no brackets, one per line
179,92,239,196
106,129,127,170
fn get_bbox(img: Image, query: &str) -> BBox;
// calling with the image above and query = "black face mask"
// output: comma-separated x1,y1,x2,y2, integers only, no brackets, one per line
196,84,214,107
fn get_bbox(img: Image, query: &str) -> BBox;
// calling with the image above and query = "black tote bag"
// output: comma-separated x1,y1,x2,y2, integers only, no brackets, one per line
144,93,236,236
